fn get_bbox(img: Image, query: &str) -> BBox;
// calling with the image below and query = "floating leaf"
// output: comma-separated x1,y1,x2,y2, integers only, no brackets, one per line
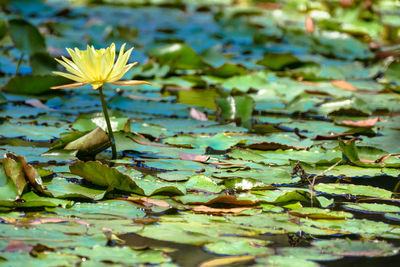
192,205,252,215
29,52,57,75
117,166,186,196
343,203,400,213
0,163,19,201
289,207,353,220
72,111,130,132
215,95,254,129
184,174,223,193
163,133,240,150
213,168,297,185
257,52,305,71
204,239,272,256
199,255,255,267
8,18,46,55
148,43,208,71
2,153,28,196
314,183,392,199
312,239,399,257
44,176,107,200
69,161,140,193
64,127,110,156
204,63,247,78
65,245,172,265
2,75,70,95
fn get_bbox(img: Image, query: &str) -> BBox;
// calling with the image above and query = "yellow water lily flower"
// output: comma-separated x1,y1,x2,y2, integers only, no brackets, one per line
51,43,151,90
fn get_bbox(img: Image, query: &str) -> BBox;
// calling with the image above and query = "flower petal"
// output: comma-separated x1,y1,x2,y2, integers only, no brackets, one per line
91,82,104,90
51,82,86,90
67,48,95,81
53,71,86,82
108,62,137,82
107,44,131,80
111,80,152,86
53,43,148,91
55,57,83,78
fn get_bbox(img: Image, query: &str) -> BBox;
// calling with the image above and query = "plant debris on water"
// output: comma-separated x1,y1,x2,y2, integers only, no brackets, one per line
1,0,400,266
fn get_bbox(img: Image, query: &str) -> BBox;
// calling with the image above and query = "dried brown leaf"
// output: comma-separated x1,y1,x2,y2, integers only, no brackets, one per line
25,99,55,111
192,205,251,215
124,197,171,208
375,153,400,163
341,117,379,128
179,152,210,162
305,16,314,33
331,80,357,91
199,255,255,267
190,107,208,121
5,241,33,252
17,217,89,227
129,136,171,147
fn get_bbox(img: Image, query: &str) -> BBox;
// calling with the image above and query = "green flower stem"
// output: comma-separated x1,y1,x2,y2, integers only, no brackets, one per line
98,86,117,159
15,52,24,76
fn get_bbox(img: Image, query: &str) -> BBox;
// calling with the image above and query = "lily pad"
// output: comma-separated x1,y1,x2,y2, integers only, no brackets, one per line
204,239,273,256
314,183,393,199
2,75,70,95
8,18,46,56
184,174,224,193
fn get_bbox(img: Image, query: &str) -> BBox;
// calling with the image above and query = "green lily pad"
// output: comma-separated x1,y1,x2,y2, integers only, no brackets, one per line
184,174,224,193
69,200,146,219
215,95,254,129
277,247,341,261
67,245,172,265
204,63,247,78
204,239,273,256
220,72,268,92
163,133,240,150
44,176,107,200
72,111,130,132
289,207,353,220
339,139,400,168
0,121,68,141
317,97,372,116
224,178,274,191
343,203,400,213
63,127,110,156
314,183,393,199
156,170,194,182
256,255,320,267
312,238,399,257
8,18,46,56
0,164,19,201
2,75,70,95
148,43,208,71
30,52,58,76
0,191,72,208
213,168,297,185
257,52,305,71
116,166,186,196
69,161,140,193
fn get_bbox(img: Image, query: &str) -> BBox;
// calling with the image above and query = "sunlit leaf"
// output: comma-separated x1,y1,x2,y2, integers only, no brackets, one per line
314,183,392,199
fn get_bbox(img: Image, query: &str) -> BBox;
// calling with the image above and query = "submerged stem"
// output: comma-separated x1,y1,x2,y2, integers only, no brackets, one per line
98,86,117,159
